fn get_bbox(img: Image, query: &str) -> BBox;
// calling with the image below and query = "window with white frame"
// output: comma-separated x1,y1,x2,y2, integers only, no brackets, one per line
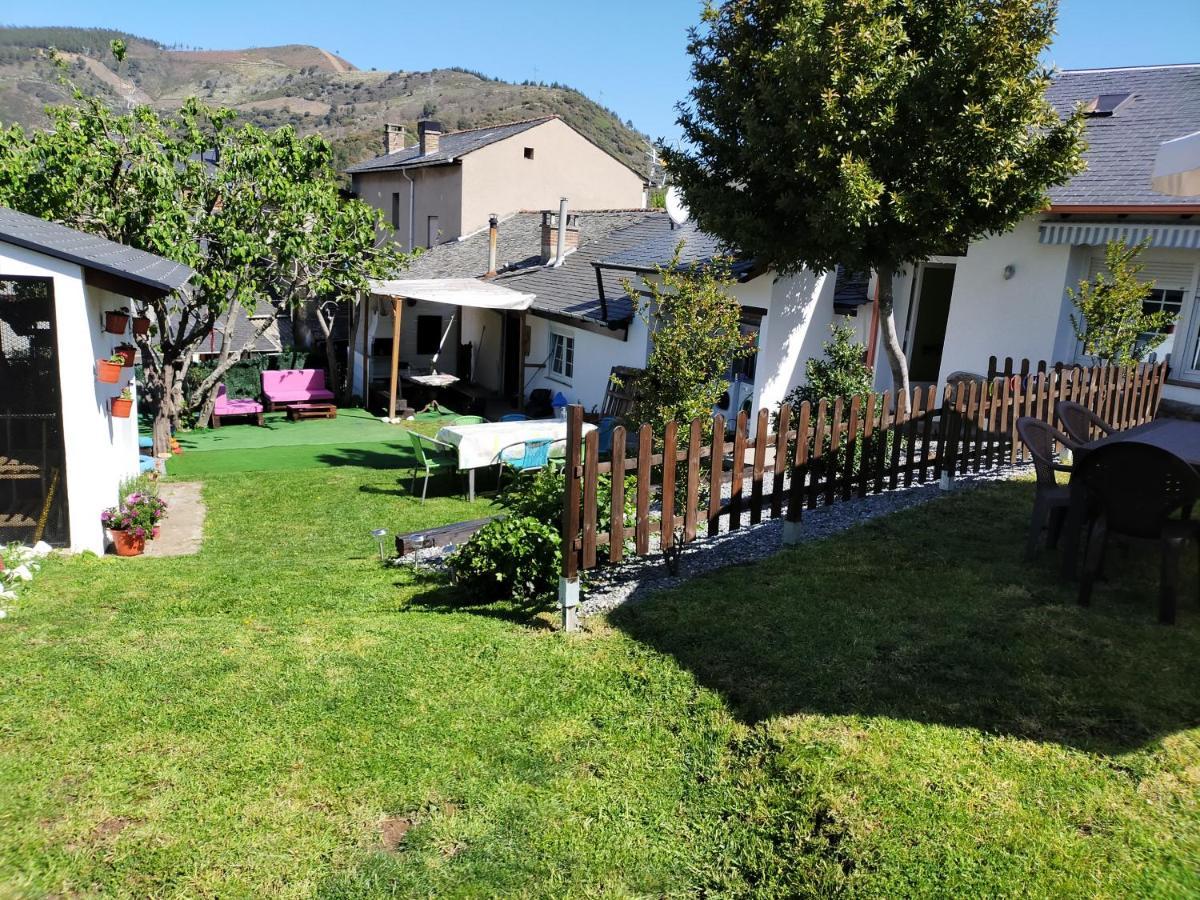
548,329,575,382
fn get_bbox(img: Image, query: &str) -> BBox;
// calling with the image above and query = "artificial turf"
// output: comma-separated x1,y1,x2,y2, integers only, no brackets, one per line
1,454,1197,895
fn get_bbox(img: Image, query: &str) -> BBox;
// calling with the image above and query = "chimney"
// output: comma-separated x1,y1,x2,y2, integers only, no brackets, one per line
382,123,406,155
418,120,442,156
486,214,499,277
540,199,579,265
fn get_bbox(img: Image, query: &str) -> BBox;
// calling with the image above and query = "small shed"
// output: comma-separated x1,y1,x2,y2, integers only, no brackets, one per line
0,207,193,554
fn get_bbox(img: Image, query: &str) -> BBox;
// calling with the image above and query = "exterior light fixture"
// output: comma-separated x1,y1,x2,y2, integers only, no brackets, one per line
1002,264,1016,281
370,528,389,561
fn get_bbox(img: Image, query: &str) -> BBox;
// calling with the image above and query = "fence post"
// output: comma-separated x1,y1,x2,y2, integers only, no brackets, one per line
559,404,583,632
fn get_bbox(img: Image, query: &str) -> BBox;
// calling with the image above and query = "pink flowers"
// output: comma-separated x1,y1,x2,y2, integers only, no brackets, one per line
101,492,167,536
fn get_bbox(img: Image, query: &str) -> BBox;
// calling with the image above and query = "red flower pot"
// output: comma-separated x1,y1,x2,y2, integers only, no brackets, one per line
131,315,151,336
115,345,137,367
110,529,145,557
104,311,129,335
111,397,134,418
97,359,122,384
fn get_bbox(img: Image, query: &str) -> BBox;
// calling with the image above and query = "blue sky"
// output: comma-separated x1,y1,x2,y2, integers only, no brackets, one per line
5,0,1197,144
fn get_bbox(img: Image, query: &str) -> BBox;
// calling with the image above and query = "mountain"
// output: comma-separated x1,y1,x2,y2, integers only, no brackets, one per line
0,27,654,177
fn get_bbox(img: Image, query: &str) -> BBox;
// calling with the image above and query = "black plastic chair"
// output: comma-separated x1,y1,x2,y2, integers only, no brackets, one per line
1056,401,1114,446
1076,441,1200,624
1016,417,1078,559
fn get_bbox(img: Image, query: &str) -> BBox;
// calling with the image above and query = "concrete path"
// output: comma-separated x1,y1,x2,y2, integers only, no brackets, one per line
144,482,205,557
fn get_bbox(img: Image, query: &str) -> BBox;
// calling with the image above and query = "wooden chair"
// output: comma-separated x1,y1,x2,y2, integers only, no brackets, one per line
1056,401,1114,446
1016,416,1078,559
599,366,643,420
1076,441,1200,624
406,431,459,503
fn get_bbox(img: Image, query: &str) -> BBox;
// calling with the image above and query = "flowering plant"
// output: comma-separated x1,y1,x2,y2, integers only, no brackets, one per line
101,491,167,538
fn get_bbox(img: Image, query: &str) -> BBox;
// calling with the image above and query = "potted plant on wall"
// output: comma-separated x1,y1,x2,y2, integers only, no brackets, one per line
114,343,137,367
111,388,134,418
96,353,125,384
131,313,152,336
104,307,130,335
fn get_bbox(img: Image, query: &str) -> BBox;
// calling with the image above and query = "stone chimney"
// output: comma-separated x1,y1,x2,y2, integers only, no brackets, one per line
418,120,442,156
540,206,579,265
382,123,406,155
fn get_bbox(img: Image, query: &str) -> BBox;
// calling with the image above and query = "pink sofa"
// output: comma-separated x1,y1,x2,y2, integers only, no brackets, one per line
261,368,335,410
212,384,264,427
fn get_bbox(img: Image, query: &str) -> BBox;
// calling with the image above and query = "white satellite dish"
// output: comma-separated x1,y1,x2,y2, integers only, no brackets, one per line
665,185,690,226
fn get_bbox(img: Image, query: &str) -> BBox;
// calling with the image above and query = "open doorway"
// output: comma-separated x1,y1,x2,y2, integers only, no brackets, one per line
502,311,522,402
906,264,956,385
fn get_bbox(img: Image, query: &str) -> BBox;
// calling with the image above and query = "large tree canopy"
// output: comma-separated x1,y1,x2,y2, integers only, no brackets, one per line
664,0,1086,395
0,69,405,451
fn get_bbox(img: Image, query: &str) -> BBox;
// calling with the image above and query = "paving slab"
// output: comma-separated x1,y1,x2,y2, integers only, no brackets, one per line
144,482,205,557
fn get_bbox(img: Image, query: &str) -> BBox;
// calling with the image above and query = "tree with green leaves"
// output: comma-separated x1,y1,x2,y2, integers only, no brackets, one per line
663,0,1086,399
0,54,404,453
622,244,755,431
1069,239,1176,366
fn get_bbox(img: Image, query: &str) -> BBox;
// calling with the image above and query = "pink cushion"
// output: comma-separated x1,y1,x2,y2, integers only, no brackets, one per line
266,389,335,402
262,369,327,398
216,398,263,415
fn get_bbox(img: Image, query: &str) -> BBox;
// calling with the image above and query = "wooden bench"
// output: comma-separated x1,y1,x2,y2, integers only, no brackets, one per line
395,516,498,556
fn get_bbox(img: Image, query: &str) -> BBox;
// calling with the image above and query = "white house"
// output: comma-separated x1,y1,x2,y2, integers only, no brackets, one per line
349,205,872,427
873,64,1200,410
0,208,193,554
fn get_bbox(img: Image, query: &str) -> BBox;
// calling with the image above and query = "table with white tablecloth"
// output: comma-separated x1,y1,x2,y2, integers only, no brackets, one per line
435,419,596,500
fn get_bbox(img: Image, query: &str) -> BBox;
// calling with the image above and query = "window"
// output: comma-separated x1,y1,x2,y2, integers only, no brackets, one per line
416,314,444,355
549,330,575,382
1084,92,1133,117
523,147,535,160
426,215,439,249
1138,287,1184,361
390,192,401,229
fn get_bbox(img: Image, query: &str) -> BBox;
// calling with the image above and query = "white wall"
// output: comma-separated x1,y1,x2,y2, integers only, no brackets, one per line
0,243,139,554
523,314,651,412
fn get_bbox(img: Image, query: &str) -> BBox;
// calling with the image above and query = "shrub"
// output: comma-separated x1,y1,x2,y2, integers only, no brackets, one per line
782,319,873,413
496,465,635,553
447,516,561,603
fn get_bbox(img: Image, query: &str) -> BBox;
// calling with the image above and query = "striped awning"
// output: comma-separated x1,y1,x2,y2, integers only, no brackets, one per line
1038,221,1200,250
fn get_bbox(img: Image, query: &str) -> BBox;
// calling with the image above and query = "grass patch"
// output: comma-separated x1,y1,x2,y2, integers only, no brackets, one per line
0,464,1197,896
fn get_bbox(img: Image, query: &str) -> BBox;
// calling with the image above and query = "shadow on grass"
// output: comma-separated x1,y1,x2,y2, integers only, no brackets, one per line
315,444,414,470
610,481,1200,755
402,579,555,630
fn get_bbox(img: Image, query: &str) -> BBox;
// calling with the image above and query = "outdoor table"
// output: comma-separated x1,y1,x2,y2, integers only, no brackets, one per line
1061,418,1200,576
403,372,460,413
435,418,597,502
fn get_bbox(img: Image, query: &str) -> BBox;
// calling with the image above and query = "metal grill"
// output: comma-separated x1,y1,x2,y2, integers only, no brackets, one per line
0,277,68,546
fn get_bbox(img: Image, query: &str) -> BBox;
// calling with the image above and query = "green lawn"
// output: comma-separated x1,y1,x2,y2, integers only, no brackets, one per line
0,444,1197,896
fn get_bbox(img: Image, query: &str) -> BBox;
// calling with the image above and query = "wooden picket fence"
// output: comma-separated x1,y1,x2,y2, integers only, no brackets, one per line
560,358,1169,582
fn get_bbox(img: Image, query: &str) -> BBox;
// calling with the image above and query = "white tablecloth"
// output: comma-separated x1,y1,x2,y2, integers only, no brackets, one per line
435,419,596,470
404,372,459,388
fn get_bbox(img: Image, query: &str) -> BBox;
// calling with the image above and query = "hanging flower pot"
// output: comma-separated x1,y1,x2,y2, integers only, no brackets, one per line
96,357,123,384
111,396,134,418
104,310,130,335
131,315,151,336
109,529,146,557
114,344,137,367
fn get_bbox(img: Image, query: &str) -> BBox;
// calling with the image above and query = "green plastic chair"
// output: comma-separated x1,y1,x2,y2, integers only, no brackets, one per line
452,415,486,425
407,431,459,503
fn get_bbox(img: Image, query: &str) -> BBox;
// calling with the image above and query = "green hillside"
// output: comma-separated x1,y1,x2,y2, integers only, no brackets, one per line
0,26,653,176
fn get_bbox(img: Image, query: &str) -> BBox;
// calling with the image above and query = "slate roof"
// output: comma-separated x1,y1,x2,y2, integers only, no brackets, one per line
404,210,665,325
345,117,556,174
0,206,193,294
1046,64,1200,207
598,220,756,278
832,266,871,311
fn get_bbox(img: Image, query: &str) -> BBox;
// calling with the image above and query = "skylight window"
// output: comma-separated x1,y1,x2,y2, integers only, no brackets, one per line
1084,92,1133,117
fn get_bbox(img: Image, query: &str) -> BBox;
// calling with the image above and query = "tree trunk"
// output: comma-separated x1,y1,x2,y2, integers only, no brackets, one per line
876,263,910,402
313,301,341,402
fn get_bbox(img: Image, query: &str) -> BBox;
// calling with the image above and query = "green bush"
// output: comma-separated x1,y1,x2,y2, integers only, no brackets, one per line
447,516,561,603
496,465,635,553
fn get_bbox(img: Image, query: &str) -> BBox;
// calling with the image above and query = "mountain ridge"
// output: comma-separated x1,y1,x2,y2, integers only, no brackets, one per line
0,26,652,177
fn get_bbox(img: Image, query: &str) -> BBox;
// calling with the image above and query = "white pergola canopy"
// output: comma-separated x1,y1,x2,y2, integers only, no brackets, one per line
363,277,536,421
1152,130,1200,198
369,277,534,310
